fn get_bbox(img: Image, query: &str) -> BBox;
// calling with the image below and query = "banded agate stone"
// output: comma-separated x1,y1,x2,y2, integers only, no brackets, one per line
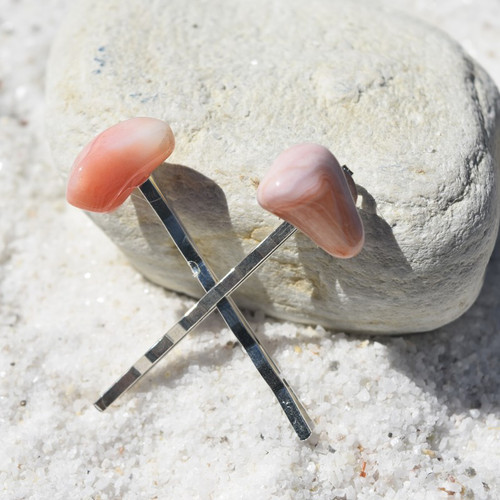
257,144,364,258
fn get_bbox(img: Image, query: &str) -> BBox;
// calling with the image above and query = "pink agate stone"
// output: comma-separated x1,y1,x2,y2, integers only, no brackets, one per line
257,144,364,258
67,117,175,212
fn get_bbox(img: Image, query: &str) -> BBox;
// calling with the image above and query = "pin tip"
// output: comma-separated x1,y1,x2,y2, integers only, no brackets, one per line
94,398,107,412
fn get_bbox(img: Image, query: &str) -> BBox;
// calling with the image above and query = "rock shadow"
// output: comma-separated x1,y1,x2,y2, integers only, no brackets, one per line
354,185,413,276
130,161,271,324
380,230,500,416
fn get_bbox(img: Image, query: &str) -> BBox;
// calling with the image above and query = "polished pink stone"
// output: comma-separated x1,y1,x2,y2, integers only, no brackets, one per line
257,144,364,258
67,117,175,212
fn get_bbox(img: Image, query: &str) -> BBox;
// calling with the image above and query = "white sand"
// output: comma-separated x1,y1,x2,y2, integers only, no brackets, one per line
1,0,499,498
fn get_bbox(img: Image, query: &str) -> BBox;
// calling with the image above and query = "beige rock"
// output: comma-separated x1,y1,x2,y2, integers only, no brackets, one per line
46,0,500,333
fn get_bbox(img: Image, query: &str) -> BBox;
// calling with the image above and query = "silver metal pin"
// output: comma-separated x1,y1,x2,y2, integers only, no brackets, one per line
94,176,313,440
69,120,362,441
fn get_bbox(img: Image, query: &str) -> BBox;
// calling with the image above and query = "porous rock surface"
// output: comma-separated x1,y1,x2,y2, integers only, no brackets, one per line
45,0,500,334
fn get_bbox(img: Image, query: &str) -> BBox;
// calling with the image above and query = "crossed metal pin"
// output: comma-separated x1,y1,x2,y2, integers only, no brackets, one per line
94,176,313,440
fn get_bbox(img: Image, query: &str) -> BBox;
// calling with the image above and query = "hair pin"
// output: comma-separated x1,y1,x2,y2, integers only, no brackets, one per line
67,118,364,440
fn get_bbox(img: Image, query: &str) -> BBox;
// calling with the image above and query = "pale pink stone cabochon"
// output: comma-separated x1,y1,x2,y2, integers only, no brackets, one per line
66,117,175,212
257,144,364,258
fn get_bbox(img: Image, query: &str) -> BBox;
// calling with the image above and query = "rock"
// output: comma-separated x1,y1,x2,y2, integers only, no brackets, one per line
45,0,500,334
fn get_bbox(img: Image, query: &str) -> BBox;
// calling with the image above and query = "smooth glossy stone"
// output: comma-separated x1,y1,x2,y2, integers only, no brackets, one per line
67,118,175,212
257,144,364,258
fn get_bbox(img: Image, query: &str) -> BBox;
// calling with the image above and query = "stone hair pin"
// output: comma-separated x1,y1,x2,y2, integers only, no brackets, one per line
67,117,364,440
